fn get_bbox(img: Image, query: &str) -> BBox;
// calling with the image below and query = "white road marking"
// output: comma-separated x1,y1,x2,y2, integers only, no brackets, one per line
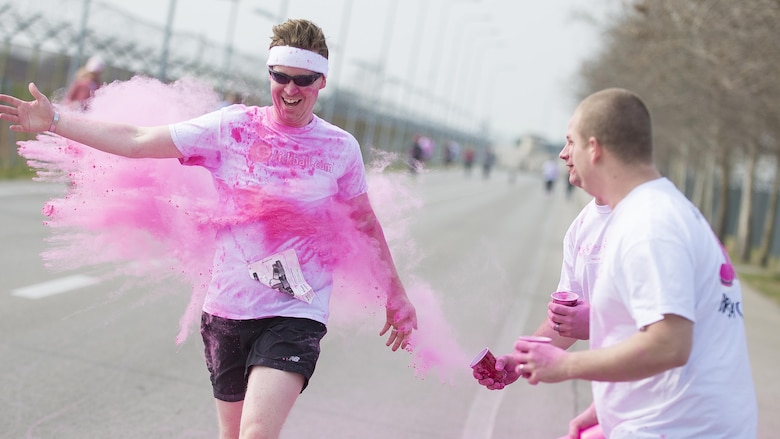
11,275,100,299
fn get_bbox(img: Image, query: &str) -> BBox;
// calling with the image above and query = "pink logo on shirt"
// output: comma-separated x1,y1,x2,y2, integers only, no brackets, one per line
720,263,735,286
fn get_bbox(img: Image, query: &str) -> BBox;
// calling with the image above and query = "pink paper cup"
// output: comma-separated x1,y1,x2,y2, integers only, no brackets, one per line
470,347,507,382
551,291,579,306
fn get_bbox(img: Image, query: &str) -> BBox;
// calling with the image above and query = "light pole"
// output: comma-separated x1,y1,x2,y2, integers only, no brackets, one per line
460,41,507,132
344,59,379,156
440,18,493,128
447,35,502,129
385,0,429,153
257,1,288,22
67,0,92,85
360,0,399,150
158,0,178,81
322,0,354,123
221,0,241,87
376,76,406,153
477,63,516,136
424,0,481,96
277,0,290,21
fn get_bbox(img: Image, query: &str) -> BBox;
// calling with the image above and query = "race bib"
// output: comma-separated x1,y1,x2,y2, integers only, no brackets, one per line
248,249,315,304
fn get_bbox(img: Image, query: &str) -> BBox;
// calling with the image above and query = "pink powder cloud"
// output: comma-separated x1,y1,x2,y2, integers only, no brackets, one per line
18,76,469,383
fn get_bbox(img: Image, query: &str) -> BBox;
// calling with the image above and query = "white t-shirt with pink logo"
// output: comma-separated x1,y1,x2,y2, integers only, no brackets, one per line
591,178,756,438
170,105,368,323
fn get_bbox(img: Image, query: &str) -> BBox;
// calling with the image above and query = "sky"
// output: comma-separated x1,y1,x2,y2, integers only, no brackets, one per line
63,0,617,145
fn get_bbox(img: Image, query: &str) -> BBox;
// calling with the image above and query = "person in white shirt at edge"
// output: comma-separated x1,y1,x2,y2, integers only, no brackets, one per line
510,88,756,438
0,18,417,439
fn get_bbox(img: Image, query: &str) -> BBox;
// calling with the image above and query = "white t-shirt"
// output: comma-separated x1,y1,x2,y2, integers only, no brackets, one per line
556,198,612,302
170,105,367,323
591,178,757,438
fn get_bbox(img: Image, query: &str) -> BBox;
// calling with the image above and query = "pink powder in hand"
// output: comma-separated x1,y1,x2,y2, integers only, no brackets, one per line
470,347,507,383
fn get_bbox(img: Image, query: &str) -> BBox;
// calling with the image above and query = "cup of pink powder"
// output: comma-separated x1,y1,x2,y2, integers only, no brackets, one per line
551,291,579,307
470,348,507,383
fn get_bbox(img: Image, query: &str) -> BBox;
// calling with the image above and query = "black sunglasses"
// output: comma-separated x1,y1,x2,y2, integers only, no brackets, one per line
268,68,322,87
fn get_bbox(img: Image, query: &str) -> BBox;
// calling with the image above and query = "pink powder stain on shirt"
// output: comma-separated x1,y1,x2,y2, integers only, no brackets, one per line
230,127,243,143
18,79,470,383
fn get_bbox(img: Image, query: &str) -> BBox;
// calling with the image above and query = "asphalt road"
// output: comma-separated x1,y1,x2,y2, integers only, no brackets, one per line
2,168,777,439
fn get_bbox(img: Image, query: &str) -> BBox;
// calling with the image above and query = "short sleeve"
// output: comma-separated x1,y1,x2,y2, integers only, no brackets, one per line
335,135,368,199
169,109,226,170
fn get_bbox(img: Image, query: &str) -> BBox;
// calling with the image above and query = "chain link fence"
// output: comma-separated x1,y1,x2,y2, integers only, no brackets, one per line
0,0,488,175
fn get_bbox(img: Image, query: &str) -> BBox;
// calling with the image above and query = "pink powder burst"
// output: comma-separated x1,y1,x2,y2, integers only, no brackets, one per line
19,76,221,342
19,77,470,383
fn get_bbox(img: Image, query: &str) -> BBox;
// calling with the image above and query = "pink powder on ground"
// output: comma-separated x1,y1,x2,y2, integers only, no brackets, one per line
18,77,469,382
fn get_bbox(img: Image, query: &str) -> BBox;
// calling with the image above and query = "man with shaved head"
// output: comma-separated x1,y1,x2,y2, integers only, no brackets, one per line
510,88,757,438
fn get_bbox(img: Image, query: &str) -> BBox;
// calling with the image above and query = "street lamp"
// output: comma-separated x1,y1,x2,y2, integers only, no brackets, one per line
68,0,92,85
158,0,177,81
277,0,289,21
386,0,429,153
440,18,493,127
221,0,240,85
477,63,516,135
360,0,399,149
255,0,286,23
322,0,354,123
343,59,380,141
447,35,503,128
377,76,406,152
424,0,481,88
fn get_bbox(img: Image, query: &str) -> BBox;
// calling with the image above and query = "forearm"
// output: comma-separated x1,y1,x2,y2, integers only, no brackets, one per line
532,319,576,350
352,194,406,295
563,316,692,381
54,113,180,159
0,83,179,159
363,215,405,293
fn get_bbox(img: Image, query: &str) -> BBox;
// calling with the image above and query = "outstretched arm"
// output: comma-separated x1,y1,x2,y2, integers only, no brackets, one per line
349,193,417,352
0,82,182,159
515,314,693,385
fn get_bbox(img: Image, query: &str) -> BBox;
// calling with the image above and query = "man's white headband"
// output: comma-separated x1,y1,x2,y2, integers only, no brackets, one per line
266,46,329,77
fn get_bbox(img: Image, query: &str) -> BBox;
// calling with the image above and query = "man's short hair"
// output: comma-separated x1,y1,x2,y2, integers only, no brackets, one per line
269,19,329,59
578,88,653,164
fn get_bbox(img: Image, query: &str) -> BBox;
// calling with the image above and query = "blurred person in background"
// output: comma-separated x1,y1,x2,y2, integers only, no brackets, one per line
481,147,496,179
463,146,476,176
408,133,425,175
64,55,105,110
0,18,417,439
542,157,558,194
443,140,459,168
